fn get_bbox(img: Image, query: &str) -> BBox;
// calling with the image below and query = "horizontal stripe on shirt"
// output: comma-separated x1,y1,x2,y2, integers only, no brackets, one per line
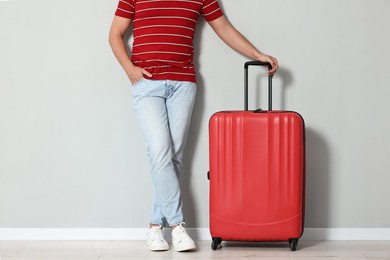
132,51,192,56
137,0,202,5
134,33,193,40
134,16,198,23
133,59,187,64
136,7,200,15
153,71,196,76
119,0,133,7
117,7,133,14
114,0,224,82
133,25,195,32
133,42,193,48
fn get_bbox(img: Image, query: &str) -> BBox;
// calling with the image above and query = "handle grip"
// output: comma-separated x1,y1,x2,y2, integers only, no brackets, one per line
244,61,273,111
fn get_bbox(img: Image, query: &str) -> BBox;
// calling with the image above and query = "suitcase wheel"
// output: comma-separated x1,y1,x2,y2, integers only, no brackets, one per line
288,238,299,251
211,237,222,250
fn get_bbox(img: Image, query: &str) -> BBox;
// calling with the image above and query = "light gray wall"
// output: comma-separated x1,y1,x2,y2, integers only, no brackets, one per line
1,0,390,228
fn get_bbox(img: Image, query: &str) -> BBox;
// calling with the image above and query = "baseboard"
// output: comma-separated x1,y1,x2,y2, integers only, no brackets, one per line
301,228,390,240
1,228,390,240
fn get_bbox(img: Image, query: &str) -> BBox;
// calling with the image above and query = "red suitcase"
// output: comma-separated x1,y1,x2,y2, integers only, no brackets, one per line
208,61,305,251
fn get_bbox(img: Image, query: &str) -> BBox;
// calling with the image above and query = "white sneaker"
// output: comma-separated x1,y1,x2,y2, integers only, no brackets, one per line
147,225,169,251
171,223,196,252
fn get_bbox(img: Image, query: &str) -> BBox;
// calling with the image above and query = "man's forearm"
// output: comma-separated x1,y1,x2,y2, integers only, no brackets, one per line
222,25,263,60
209,15,278,74
109,33,136,76
109,30,153,82
210,17,263,60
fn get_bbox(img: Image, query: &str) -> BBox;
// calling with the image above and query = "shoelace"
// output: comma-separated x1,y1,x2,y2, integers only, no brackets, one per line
151,226,165,242
174,223,191,239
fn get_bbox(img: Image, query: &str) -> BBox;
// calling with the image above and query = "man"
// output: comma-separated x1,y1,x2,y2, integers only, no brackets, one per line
109,0,278,252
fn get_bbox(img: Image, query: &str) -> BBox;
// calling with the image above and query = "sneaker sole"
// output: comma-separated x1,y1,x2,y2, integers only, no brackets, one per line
148,244,170,251
173,243,196,252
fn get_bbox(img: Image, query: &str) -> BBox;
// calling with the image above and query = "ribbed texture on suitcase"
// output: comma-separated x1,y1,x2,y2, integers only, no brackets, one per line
209,111,305,241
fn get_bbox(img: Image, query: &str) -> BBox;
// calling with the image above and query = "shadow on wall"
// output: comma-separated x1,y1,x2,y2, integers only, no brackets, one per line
181,39,333,229
254,67,293,111
123,24,134,58
181,18,206,228
305,128,331,228
133,6,332,229
122,19,206,228
256,67,332,228
276,68,294,111
274,67,332,228
274,65,332,228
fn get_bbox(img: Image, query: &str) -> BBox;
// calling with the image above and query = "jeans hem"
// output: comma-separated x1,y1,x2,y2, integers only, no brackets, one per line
149,222,164,227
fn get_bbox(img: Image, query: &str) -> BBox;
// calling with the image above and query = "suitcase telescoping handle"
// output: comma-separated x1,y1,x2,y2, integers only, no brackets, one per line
244,61,273,111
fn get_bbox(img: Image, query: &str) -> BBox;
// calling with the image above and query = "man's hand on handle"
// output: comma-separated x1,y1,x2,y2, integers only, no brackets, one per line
255,53,279,76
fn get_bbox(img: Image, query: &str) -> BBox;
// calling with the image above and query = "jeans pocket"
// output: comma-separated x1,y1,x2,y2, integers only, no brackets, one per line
132,77,146,88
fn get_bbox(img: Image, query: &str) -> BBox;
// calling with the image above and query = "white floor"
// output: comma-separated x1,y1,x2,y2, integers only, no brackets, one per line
0,240,390,260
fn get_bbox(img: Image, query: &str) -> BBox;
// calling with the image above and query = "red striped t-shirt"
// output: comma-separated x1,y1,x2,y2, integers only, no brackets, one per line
115,0,224,82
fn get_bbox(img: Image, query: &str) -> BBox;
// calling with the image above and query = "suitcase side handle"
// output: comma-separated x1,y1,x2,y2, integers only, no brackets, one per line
244,61,273,111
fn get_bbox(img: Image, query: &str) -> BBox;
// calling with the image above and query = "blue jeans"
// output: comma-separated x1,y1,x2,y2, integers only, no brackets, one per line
131,78,197,226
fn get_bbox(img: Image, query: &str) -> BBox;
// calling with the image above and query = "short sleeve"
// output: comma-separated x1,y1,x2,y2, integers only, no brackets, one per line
202,0,224,22
115,0,135,19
